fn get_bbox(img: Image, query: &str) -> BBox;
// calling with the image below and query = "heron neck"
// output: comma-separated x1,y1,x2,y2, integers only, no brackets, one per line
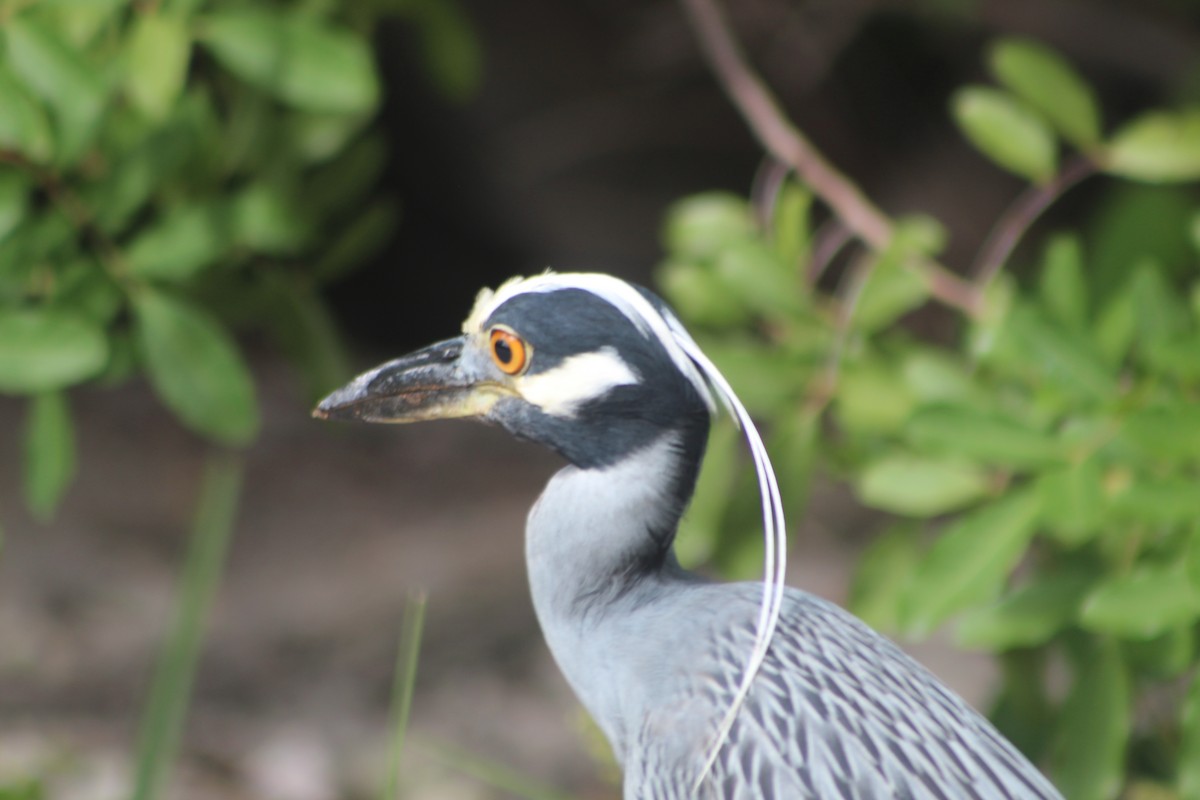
524,429,705,752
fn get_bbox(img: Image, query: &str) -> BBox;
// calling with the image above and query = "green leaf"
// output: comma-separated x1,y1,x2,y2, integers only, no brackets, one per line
0,172,30,244
663,193,756,261
0,309,108,393
1036,460,1105,546
853,255,930,332
1119,406,1200,465
900,488,1041,636
848,524,923,632
700,337,809,417
834,361,915,435
127,203,234,281
772,180,812,267
857,454,990,517
4,15,108,164
1001,305,1117,403
23,391,75,522
1109,478,1200,525
133,290,259,445
990,38,1102,148
126,12,192,120
0,67,54,163
657,260,751,329
233,182,310,254
957,570,1091,649
1051,639,1129,800
1180,671,1200,800
899,350,976,405
1106,109,1200,183
1038,234,1088,331
712,238,802,319
1081,565,1200,639
1093,283,1136,365
412,0,482,102
952,86,1057,183
198,9,380,114
906,406,1069,469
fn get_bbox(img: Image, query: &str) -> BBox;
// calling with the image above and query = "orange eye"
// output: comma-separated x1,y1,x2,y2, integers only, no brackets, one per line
489,327,529,375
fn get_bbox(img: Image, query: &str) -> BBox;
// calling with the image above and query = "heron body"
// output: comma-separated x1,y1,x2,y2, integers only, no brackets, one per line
316,272,1063,799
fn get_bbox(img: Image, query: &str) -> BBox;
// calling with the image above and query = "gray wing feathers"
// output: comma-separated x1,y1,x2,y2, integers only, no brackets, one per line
630,588,1062,800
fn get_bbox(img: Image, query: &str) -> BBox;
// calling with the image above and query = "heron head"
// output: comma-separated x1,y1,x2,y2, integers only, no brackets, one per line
314,272,716,468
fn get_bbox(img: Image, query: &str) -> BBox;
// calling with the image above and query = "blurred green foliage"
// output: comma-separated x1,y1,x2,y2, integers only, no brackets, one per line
0,0,479,521
662,37,1200,800
0,1,478,797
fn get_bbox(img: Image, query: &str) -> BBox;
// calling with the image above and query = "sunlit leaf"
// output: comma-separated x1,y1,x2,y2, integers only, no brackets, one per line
990,38,1102,148
906,405,1069,469
899,350,976,405
1106,109,1200,183
127,202,233,281
126,12,192,120
772,180,812,267
1081,565,1200,639
1039,234,1088,331
0,67,54,163
901,488,1041,636
233,182,310,254
1119,406,1200,465
857,454,990,517
197,9,380,114
1001,306,1117,402
4,15,108,164
952,86,1057,183
663,193,756,261
0,309,108,393
854,256,930,333
1109,478,1200,525
133,290,258,445
1036,460,1105,546
834,361,915,435
23,391,75,521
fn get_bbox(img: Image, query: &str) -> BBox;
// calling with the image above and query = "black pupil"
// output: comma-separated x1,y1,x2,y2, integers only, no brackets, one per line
494,337,512,364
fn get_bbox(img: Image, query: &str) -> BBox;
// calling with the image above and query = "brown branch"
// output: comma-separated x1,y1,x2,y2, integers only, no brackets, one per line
678,0,983,316
971,155,1099,286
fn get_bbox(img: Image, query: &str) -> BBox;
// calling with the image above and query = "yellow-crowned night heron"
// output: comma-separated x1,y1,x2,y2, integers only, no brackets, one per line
315,272,1063,799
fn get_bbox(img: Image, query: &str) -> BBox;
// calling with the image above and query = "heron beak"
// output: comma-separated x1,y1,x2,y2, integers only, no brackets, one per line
313,335,502,424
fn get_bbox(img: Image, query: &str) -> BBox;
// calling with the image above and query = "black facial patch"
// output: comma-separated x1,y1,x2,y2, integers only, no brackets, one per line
481,286,711,472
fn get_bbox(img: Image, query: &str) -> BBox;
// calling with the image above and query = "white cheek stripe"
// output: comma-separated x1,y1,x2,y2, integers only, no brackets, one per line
516,347,639,416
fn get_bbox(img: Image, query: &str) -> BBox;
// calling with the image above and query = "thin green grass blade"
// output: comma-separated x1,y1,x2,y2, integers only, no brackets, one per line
380,590,428,800
130,454,243,800
419,739,576,800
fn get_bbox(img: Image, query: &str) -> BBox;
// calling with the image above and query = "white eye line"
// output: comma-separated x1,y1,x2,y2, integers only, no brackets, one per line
516,347,640,417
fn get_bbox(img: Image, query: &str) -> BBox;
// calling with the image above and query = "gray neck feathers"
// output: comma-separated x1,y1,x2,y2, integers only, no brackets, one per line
524,433,689,754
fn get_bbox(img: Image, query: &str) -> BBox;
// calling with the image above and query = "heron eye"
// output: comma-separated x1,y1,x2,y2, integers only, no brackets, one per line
489,328,529,375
